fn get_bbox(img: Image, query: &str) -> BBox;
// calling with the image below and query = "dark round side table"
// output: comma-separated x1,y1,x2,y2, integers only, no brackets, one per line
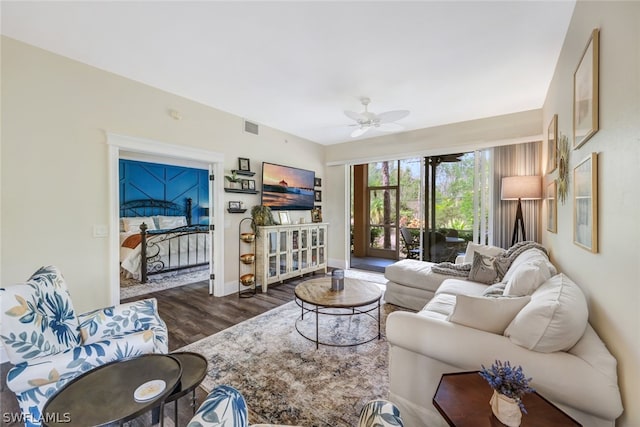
166,352,208,424
42,353,181,427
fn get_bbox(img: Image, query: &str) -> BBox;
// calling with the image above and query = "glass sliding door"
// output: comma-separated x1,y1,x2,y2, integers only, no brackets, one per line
367,161,399,259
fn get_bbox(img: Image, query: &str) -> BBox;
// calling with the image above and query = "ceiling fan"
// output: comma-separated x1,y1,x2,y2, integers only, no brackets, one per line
344,97,410,138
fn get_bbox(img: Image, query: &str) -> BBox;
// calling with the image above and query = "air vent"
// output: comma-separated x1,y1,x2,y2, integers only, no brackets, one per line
244,120,259,135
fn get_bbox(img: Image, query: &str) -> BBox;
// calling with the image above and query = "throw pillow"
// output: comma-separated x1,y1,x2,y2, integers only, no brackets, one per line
503,262,551,296
463,242,505,264
469,252,499,284
448,294,531,334
504,273,588,353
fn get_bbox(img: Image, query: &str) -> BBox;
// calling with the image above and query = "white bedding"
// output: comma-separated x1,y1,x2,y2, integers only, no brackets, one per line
120,229,209,280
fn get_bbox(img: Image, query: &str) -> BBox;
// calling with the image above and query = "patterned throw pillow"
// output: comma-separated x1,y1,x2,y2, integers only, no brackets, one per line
469,252,500,284
0,266,81,364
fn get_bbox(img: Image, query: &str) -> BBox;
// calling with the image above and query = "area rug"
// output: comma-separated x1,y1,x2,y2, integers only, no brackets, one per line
120,265,209,299
178,293,407,426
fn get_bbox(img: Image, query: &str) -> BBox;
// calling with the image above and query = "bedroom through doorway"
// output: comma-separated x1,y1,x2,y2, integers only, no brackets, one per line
118,158,212,300
107,133,225,305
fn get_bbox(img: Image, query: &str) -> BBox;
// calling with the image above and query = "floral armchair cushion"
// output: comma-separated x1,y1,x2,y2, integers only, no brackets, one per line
1,266,81,364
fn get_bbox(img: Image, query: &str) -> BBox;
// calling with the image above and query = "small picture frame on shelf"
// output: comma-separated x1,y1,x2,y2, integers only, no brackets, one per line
279,211,291,225
314,190,322,202
239,157,251,171
229,201,241,210
314,177,322,187
247,179,256,190
241,180,250,190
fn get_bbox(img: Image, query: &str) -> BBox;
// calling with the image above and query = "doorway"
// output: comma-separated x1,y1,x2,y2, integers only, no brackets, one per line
107,133,225,305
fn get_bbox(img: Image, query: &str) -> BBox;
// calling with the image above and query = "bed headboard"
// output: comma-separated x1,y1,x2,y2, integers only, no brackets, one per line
120,198,194,225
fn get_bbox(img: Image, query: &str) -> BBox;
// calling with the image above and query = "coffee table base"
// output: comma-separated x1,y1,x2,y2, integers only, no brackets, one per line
295,299,381,349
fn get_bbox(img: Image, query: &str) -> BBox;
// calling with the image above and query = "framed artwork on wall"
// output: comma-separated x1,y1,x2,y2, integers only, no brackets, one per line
314,177,322,187
546,180,557,233
239,157,251,171
314,190,322,202
547,114,557,174
573,153,598,252
573,28,599,149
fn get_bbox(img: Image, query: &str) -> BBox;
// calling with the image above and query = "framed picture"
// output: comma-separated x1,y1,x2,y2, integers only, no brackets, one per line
247,179,256,190
311,207,323,223
547,114,557,174
278,211,291,225
229,201,241,210
314,177,322,187
238,157,251,171
546,180,557,233
573,28,599,149
573,153,598,252
241,179,249,190
314,190,322,202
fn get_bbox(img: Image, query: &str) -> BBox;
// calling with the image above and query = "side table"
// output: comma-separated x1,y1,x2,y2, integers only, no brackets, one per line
167,352,208,425
42,353,181,427
433,371,582,426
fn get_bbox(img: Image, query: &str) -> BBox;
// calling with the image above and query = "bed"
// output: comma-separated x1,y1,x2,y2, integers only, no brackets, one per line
119,198,210,283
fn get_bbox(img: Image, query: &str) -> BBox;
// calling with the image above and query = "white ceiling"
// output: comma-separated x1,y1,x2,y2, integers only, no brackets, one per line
1,1,575,145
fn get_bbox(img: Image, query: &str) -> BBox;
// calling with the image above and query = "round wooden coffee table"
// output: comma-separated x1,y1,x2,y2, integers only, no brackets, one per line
294,277,382,349
42,354,181,427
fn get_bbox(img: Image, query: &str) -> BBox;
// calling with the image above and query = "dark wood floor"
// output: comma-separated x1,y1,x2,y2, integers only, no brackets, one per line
1,279,298,426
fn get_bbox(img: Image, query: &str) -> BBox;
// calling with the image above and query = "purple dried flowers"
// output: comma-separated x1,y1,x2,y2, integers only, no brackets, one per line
479,360,535,413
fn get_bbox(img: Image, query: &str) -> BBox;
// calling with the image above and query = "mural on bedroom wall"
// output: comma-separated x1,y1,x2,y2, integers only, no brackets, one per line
119,159,209,225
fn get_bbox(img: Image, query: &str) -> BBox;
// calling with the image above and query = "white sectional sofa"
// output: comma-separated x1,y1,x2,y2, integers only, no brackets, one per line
384,243,624,427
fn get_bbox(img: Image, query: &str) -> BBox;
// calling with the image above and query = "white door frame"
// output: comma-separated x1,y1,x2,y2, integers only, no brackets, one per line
107,132,225,305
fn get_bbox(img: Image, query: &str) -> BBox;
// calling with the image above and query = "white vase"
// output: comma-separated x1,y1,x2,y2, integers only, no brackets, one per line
490,390,522,427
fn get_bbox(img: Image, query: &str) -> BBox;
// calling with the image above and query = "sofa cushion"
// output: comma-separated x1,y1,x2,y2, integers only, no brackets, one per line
501,248,556,284
423,293,457,317
503,261,552,296
468,252,499,284
463,242,505,264
436,279,488,297
505,273,588,353
384,259,450,292
447,295,531,334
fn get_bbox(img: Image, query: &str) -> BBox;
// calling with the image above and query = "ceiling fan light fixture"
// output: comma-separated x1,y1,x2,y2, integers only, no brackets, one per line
344,97,409,138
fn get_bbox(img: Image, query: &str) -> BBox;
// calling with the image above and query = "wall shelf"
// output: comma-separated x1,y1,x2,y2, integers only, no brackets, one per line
227,208,247,214
231,170,256,177
224,188,259,194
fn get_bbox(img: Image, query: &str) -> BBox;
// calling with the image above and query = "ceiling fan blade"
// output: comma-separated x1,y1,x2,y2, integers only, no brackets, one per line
350,127,371,138
344,110,366,122
377,110,410,123
378,123,404,132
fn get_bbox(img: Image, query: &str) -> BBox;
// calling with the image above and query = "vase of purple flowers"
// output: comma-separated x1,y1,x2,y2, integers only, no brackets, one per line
479,360,535,427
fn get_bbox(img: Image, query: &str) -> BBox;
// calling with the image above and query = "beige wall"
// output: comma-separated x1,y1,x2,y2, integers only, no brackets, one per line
1,37,325,313
541,2,640,426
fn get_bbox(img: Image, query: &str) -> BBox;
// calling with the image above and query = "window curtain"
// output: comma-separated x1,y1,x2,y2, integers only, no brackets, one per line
492,141,542,249
472,149,494,245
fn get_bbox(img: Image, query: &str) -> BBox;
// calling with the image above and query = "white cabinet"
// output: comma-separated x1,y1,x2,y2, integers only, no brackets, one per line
256,223,328,292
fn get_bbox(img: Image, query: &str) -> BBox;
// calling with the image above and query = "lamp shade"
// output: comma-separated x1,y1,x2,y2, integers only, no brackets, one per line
501,176,542,200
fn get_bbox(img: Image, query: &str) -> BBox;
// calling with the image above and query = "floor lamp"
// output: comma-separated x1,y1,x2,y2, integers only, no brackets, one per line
501,176,541,246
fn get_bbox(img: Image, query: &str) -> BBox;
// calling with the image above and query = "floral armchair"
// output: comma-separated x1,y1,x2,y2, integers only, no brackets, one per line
0,265,168,427
188,385,404,427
